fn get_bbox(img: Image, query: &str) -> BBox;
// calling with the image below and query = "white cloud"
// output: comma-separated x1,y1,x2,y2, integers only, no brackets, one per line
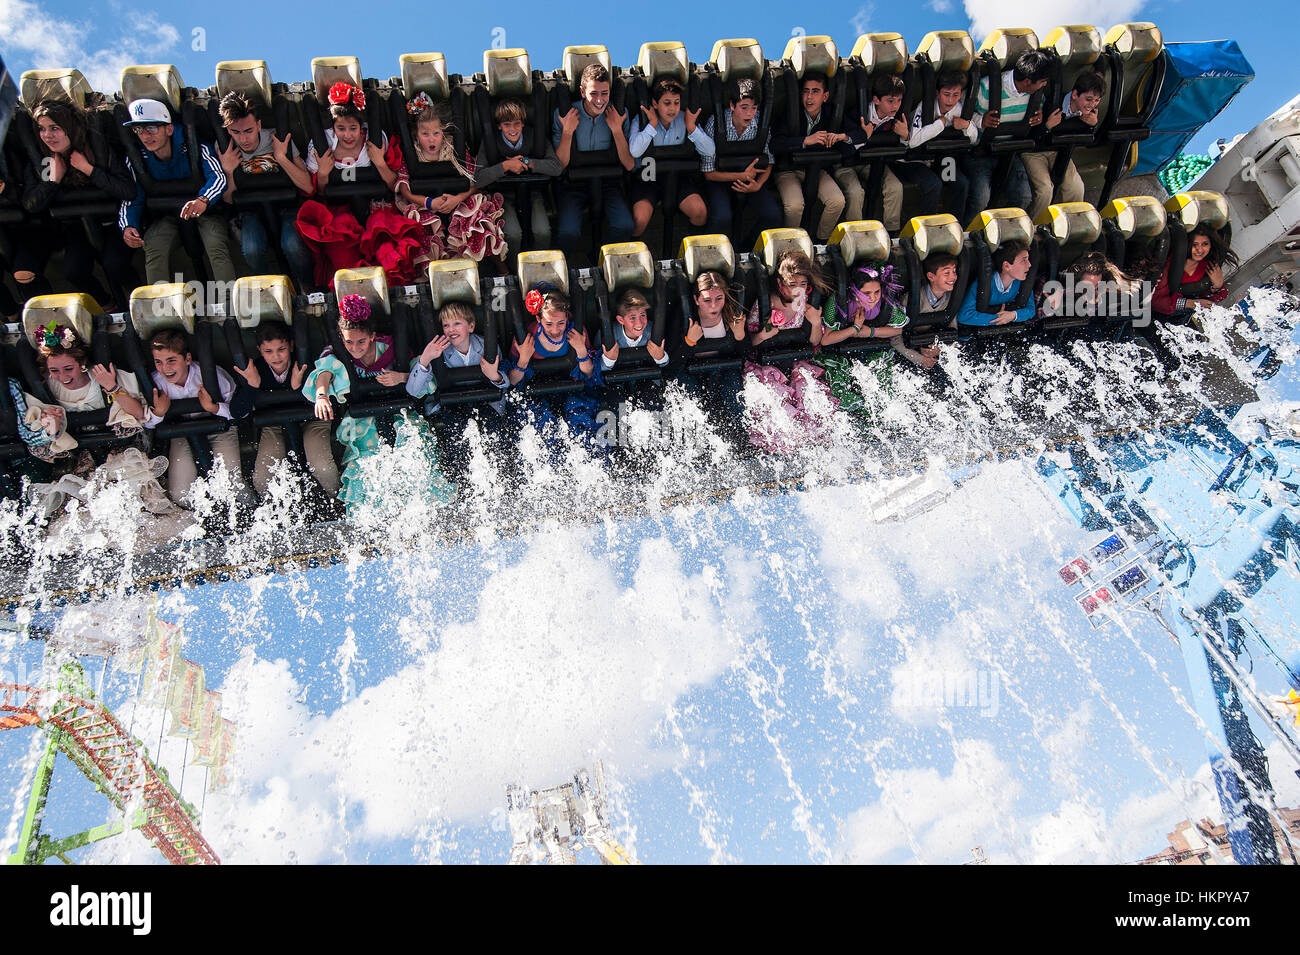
836,731,1300,865
197,527,743,861
837,739,1021,863
850,3,876,37
0,0,180,94
928,0,955,13
962,0,1145,46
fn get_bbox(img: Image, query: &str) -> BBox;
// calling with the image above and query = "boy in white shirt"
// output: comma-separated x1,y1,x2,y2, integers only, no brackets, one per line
901,71,978,224
144,329,250,505
407,302,509,413
628,77,715,238
600,288,668,371
835,74,938,232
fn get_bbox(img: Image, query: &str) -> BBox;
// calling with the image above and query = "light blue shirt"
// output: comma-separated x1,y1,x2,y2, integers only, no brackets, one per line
628,113,715,169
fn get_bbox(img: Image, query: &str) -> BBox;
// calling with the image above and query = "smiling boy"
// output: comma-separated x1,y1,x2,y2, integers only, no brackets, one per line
144,328,249,504
600,287,667,370
552,63,635,257
1021,71,1103,220
407,302,510,413
119,98,237,286
217,92,316,291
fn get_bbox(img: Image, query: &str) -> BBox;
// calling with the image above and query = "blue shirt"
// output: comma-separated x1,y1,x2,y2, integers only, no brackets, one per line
957,272,1036,326
551,104,631,154
119,125,226,231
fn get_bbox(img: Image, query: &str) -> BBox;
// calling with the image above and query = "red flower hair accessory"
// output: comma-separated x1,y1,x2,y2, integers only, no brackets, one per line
405,91,434,116
524,289,543,316
328,82,365,110
339,293,371,324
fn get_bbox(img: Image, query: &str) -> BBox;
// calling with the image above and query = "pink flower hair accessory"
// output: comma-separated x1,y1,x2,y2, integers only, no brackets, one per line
338,293,371,324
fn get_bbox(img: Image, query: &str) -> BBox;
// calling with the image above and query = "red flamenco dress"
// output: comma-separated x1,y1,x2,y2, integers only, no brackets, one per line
296,136,426,287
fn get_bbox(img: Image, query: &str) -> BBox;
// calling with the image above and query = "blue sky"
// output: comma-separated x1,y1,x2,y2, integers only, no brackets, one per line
1,0,1294,160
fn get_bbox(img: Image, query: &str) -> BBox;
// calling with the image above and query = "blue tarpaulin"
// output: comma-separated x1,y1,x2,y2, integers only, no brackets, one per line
1133,40,1254,176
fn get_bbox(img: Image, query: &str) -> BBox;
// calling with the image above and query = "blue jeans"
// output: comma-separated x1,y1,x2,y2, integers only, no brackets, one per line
705,181,783,250
242,209,315,290
961,153,1031,225
555,180,634,257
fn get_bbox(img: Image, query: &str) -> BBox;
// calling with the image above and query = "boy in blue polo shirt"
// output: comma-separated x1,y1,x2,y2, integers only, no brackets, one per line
119,98,236,286
552,63,634,257
957,241,1036,326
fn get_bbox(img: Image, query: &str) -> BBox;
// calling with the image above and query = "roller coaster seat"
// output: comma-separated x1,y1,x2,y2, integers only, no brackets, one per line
841,32,913,194
595,241,666,384
960,206,1041,336
19,69,95,111
115,63,211,215
899,212,969,342
126,282,231,444
387,52,471,200
17,295,104,409
510,249,585,394
1099,194,1169,276
972,28,1045,160
421,259,507,407
749,226,821,359
1036,201,1106,331
1161,190,1232,300
826,219,899,353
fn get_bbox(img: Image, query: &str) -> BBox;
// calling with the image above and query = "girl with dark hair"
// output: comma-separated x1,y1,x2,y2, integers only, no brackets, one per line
18,100,140,311
18,323,145,463
297,83,427,286
1151,223,1239,321
302,293,452,508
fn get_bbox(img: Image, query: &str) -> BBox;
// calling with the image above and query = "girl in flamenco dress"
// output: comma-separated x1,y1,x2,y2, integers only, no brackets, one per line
393,93,508,274
303,293,455,508
296,82,426,286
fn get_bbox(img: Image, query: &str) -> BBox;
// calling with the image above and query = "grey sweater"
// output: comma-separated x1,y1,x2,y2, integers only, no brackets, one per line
474,134,562,188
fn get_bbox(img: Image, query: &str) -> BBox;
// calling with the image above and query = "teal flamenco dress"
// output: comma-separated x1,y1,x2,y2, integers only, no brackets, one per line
302,337,455,509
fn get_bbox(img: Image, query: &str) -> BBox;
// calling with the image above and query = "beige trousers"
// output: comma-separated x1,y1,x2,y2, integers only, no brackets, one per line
833,165,905,230
166,428,246,506
1021,151,1085,221
775,169,847,241
252,421,340,496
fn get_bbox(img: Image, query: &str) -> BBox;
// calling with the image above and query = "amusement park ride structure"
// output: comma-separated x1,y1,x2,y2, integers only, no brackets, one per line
1,662,218,865
506,763,639,865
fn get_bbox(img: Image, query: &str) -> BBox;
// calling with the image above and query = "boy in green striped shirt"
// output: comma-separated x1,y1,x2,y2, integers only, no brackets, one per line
960,50,1052,223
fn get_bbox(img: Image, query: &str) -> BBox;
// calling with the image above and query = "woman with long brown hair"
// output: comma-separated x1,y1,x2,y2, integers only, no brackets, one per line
19,100,140,311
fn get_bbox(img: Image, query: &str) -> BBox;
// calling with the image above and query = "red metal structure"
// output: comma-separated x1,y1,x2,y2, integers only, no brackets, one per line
1,676,219,865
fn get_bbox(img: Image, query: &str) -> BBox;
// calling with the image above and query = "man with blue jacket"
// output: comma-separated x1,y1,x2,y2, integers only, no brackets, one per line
958,240,1036,326
119,98,236,285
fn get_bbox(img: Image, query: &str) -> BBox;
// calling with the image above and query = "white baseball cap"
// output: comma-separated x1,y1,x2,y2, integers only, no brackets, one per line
123,98,172,126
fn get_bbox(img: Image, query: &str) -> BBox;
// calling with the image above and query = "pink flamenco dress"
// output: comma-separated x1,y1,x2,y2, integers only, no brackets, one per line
742,360,841,455
393,147,508,269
